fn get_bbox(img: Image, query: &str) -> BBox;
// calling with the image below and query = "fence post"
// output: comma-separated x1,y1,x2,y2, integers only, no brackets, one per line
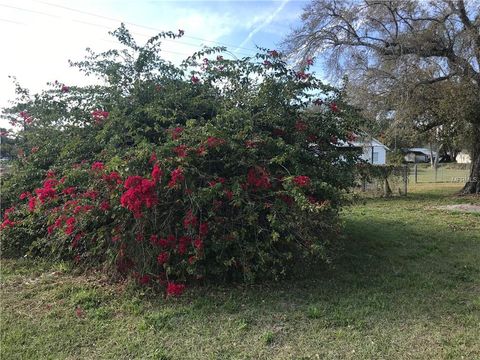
414,164,418,184
403,165,408,196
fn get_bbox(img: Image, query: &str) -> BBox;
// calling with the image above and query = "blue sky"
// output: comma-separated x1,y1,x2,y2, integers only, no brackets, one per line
0,0,316,127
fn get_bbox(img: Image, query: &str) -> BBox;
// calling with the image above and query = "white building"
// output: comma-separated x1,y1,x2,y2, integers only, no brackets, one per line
403,148,437,163
456,150,471,164
348,137,389,165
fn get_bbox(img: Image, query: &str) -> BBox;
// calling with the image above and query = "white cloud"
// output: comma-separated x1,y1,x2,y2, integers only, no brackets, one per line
0,0,251,128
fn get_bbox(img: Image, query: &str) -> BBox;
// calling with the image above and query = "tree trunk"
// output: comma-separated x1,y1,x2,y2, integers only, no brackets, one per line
461,125,480,194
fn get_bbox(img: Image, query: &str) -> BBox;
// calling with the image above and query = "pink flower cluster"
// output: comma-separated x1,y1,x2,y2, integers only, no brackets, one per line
91,110,109,124
120,176,158,218
247,167,271,190
293,176,311,187
168,168,184,188
1,207,15,229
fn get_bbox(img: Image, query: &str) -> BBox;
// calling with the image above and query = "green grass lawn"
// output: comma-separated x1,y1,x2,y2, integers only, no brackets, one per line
408,164,471,184
1,184,479,359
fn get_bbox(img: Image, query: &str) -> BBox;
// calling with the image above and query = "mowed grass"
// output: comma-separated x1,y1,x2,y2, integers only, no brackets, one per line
407,163,471,184
1,184,479,359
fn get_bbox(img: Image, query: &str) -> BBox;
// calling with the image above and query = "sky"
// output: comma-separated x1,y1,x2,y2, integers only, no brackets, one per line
0,0,314,129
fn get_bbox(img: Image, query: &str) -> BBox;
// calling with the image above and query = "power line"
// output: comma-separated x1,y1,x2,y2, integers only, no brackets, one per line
0,3,257,58
0,17,24,25
0,3,256,57
33,0,261,53
0,3,59,18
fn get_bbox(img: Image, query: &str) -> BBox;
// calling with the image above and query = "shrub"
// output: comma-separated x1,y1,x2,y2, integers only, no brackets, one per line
1,25,362,292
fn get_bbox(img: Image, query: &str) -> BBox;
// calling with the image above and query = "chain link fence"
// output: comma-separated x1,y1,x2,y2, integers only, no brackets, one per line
408,163,471,184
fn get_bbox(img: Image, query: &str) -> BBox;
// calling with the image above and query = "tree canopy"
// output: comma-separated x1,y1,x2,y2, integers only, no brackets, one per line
283,0,480,193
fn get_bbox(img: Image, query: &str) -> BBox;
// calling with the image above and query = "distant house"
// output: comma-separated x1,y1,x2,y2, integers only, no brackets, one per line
403,148,436,163
456,150,471,164
339,136,389,165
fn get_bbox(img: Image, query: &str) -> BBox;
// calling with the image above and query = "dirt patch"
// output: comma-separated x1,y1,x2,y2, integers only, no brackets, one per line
433,204,480,213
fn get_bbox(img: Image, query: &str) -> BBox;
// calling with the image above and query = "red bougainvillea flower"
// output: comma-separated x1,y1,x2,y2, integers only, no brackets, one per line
138,274,151,285
306,58,314,65
196,145,206,156
173,145,188,158
295,120,308,132
72,233,83,248
155,235,171,248
296,71,309,80
247,167,271,190
183,209,198,229
20,111,33,124
91,110,109,124
177,236,190,255
19,192,31,200
62,187,76,196
157,252,169,265
168,167,184,188
149,152,157,164
166,282,185,296
120,176,158,218
91,162,104,171
135,233,144,243
263,60,272,67
308,196,318,204
193,237,203,250
150,234,159,246
1,218,15,229
1,208,15,229
102,171,122,185
65,217,76,235
268,50,279,58
314,98,323,106
272,128,286,137
199,222,209,237
293,175,311,187
35,179,58,203
208,177,225,187
224,189,233,200
191,75,200,84
82,190,99,200
31,146,39,154
151,163,162,183
46,170,56,178
170,127,184,140
100,201,110,211
278,194,294,205
61,85,69,93
206,137,225,148
330,103,339,112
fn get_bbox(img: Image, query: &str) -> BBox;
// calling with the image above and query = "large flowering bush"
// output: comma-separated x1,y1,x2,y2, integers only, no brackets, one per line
1,26,361,293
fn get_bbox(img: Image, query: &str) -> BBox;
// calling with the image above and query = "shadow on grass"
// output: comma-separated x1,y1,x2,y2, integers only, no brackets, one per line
175,206,479,330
